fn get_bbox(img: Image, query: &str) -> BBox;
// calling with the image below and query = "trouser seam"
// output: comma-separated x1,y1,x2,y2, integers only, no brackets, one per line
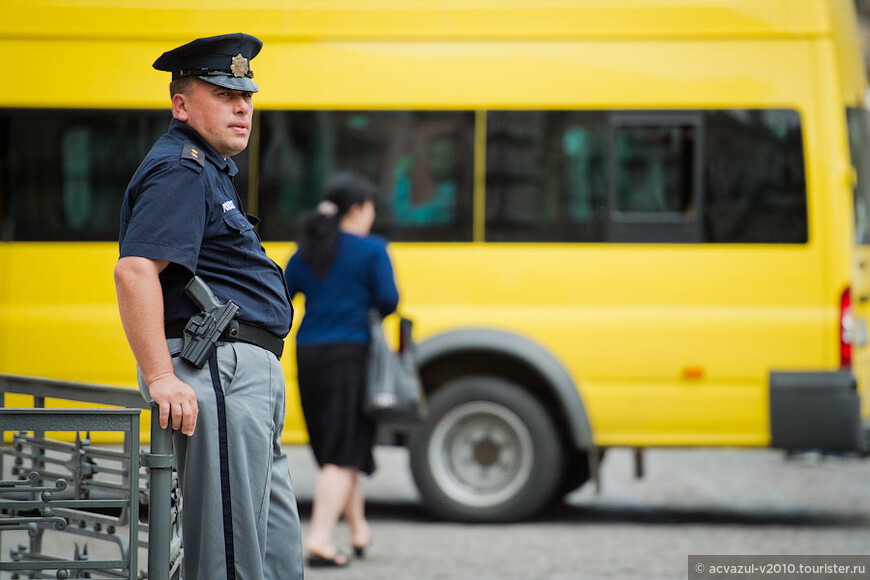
208,349,236,580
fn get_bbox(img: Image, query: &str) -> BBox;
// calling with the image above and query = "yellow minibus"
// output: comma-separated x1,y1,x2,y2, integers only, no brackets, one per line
1,0,868,521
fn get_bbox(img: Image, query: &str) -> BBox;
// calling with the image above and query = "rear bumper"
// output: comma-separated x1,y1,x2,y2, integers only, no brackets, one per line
769,371,865,452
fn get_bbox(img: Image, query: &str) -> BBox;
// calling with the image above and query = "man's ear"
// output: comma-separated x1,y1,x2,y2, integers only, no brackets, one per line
171,93,189,122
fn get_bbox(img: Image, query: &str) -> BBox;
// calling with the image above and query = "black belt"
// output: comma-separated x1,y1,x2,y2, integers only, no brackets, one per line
165,320,284,360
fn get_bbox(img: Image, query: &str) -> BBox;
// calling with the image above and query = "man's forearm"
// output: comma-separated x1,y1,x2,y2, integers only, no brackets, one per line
114,256,173,383
115,256,199,435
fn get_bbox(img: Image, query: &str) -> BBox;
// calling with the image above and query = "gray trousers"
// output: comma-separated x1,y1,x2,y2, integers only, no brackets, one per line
140,339,304,580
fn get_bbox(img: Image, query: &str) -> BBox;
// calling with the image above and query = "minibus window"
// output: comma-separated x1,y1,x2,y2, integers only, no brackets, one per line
0,109,170,241
704,110,806,244
0,107,807,244
256,111,474,242
485,111,609,242
485,109,806,244
846,107,870,245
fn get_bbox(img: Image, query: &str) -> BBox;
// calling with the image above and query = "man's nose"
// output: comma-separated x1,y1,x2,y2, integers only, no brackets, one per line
234,96,251,114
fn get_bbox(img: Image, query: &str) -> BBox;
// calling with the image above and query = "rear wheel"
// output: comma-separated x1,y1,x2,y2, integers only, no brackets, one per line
409,375,564,522
558,449,592,495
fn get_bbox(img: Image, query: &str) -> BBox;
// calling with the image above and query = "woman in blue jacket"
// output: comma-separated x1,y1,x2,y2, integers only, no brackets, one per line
285,172,399,567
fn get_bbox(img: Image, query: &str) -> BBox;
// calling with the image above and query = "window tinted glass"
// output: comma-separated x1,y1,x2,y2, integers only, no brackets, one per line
0,109,252,242
485,111,608,242
704,110,806,243
256,111,474,242
485,109,806,244
614,124,696,215
0,108,806,245
0,110,170,241
847,107,870,245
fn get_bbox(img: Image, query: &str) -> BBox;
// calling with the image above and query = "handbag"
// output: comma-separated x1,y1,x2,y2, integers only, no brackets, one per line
364,309,427,424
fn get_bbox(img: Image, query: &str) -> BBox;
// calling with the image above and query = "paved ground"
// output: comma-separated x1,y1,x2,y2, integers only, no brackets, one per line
3,446,869,579
294,447,870,580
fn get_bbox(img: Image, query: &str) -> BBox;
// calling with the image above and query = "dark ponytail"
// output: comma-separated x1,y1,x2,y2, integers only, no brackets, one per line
298,172,377,277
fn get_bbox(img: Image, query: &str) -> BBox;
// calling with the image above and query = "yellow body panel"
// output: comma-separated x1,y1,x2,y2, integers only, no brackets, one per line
1,0,867,448
0,0,833,41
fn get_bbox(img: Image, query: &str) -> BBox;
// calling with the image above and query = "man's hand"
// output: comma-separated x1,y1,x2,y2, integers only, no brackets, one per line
148,373,199,436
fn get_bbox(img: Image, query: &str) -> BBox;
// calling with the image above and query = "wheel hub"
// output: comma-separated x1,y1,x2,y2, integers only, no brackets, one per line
427,401,535,508
473,437,500,466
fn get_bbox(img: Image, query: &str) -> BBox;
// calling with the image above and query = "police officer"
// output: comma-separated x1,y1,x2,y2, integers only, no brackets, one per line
114,33,304,580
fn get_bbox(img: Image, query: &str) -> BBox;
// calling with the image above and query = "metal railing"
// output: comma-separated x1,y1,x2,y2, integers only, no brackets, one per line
0,374,181,579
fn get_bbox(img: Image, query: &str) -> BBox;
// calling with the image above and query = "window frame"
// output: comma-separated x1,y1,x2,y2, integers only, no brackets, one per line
606,111,705,243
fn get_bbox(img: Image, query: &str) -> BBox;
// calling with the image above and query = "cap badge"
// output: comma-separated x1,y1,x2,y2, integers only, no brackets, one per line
230,53,249,77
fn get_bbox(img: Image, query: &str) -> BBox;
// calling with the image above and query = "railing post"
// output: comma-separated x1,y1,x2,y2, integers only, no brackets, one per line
31,395,46,556
1,391,4,564
127,413,140,580
145,409,174,580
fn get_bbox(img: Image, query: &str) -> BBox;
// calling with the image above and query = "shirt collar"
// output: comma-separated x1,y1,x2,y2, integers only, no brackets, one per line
167,118,239,177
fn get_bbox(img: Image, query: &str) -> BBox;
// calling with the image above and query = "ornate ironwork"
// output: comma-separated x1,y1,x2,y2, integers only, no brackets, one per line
0,375,183,579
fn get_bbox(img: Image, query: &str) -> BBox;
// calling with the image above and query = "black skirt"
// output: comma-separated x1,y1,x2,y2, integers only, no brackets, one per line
296,342,375,475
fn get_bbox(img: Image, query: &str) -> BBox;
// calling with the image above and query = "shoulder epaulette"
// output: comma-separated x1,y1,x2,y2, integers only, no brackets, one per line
181,143,205,168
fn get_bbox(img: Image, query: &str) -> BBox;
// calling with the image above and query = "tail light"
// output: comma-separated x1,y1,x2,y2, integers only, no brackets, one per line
841,286,853,368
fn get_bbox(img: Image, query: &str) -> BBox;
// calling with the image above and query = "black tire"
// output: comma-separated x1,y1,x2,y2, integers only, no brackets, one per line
558,449,592,496
409,375,564,522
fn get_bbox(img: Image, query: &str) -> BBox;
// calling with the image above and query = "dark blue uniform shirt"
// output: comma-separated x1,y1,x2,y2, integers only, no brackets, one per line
286,232,398,345
119,119,293,337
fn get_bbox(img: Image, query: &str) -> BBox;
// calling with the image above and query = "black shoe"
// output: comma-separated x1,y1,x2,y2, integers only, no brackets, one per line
306,550,350,568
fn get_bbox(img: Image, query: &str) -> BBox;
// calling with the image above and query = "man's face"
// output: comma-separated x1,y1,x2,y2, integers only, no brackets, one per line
173,79,253,158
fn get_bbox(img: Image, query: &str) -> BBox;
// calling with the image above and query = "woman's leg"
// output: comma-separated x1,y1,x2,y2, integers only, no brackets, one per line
305,464,354,561
343,471,371,552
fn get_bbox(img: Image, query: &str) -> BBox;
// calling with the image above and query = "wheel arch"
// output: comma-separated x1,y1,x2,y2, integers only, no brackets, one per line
416,328,594,450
